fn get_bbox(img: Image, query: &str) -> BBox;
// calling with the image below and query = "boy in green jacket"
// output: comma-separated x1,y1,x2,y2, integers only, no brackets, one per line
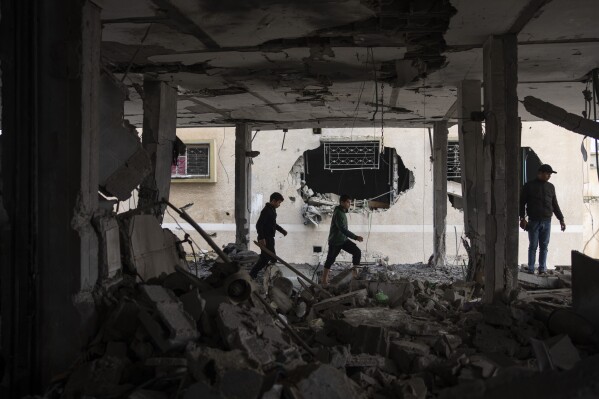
321,194,364,286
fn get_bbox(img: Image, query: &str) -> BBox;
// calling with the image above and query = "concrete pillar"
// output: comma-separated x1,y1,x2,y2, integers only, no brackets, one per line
139,80,178,215
433,122,448,268
457,80,485,281
482,35,521,303
1,0,101,392
235,123,252,249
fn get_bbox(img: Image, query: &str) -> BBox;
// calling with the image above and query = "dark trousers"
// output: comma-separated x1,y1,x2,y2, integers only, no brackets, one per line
324,240,361,269
249,237,276,278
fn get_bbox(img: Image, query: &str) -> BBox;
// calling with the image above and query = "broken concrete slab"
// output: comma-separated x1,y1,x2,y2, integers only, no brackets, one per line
517,271,561,289
523,96,599,139
120,214,185,280
138,285,199,352
216,302,299,368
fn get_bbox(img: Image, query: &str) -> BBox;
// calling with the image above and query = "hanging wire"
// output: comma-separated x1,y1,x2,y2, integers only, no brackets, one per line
218,127,230,184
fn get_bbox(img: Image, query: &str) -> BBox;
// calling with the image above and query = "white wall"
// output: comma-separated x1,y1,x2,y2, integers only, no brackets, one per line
164,122,595,267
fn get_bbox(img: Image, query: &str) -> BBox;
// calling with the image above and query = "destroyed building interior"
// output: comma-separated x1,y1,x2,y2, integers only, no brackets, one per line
2,0,599,398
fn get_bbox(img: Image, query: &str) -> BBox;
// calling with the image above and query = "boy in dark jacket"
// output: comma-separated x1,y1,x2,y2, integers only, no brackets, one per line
321,194,363,286
520,164,566,274
249,192,287,279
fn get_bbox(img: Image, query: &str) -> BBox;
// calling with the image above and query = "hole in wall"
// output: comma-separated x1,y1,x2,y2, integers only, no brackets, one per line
290,141,414,225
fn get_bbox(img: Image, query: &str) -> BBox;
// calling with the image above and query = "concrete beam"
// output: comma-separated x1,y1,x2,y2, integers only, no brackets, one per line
482,35,521,303
139,80,178,216
523,95,599,138
235,124,252,249
457,80,485,281
433,121,448,268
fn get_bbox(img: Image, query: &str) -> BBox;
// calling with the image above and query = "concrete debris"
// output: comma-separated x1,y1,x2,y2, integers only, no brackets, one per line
55,220,597,399
120,214,186,280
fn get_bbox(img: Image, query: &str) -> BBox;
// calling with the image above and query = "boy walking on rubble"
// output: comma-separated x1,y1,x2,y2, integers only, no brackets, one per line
249,192,287,279
321,194,364,286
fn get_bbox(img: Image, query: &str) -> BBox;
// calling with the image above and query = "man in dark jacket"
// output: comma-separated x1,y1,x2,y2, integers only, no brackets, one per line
520,164,566,274
249,192,287,279
321,194,364,286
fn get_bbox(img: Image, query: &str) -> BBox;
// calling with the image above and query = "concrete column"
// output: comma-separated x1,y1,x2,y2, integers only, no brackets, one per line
482,35,521,303
433,121,448,268
235,123,252,249
139,80,178,215
1,0,101,392
457,80,485,281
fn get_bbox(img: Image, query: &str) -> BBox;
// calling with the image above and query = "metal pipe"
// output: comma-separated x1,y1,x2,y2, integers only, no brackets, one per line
163,199,232,264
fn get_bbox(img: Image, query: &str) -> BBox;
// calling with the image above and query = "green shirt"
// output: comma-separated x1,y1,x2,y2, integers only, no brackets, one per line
328,206,358,246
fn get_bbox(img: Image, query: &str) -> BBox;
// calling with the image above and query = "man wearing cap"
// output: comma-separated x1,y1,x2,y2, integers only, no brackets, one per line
519,164,566,274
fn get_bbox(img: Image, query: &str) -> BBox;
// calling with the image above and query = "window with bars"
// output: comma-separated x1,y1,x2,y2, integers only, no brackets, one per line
447,142,461,180
171,143,212,180
323,140,380,170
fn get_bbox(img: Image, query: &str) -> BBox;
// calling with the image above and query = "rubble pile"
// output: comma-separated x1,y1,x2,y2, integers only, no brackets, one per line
52,259,598,399
49,208,599,398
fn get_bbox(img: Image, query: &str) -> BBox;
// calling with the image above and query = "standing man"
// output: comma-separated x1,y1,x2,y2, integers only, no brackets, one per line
321,194,364,286
520,164,566,274
249,192,287,279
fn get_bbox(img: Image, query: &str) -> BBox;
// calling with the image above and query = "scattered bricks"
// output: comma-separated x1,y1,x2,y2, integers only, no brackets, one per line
289,364,364,399
218,369,264,399
180,288,206,322
546,334,581,370
481,304,512,327
216,302,294,368
473,324,519,357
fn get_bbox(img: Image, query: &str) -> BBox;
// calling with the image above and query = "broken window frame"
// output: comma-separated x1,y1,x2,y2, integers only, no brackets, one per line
171,139,217,183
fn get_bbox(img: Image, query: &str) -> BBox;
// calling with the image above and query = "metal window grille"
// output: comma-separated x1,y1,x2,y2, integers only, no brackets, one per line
323,141,380,170
447,142,461,179
171,144,210,178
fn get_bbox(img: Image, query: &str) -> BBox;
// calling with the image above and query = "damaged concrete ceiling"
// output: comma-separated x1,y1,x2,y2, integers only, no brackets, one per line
97,0,599,128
